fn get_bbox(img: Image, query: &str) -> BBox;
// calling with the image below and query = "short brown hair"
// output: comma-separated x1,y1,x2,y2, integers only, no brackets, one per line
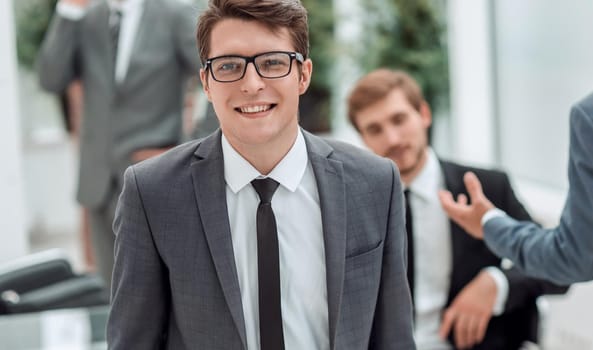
347,69,425,131
196,0,309,65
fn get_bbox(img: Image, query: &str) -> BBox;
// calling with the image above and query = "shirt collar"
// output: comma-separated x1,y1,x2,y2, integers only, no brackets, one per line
222,129,309,194
407,148,444,201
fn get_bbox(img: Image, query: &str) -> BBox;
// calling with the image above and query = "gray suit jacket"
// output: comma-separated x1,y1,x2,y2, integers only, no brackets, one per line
38,0,199,209
107,130,415,349
484,91,593,285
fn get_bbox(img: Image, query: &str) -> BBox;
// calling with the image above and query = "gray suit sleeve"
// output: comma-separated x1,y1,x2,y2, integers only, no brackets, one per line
484,100,593,285
38,14,80,93
107,167,170,349
369,163,416,349
491,173,568,311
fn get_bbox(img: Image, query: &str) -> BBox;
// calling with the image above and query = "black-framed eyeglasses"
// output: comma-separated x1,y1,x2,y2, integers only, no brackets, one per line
204,51,304,83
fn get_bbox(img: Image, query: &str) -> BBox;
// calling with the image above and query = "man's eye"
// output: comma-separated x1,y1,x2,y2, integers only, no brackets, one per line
217,62,240,72
264,59,284,66
391,113,408,125
260,59,288,70
365,126,382,135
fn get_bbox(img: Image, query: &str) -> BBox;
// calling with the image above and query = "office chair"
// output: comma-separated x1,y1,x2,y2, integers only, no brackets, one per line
0,249,109,315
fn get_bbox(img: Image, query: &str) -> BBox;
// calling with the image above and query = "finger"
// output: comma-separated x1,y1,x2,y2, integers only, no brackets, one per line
439,308,456,340
438,190,454,205
475,314,489,344
454,314,471,349
463,171,486,203
438,190,458,213
459,313,482,349
465,315,482,348
456,193,468,205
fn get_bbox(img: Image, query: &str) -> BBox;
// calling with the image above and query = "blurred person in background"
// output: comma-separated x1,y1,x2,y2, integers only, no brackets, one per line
348,68,568,350
37,0,201,290
439,92,593,285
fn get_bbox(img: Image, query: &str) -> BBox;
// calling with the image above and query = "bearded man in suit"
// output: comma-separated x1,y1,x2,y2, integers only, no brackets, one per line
348,68,567,350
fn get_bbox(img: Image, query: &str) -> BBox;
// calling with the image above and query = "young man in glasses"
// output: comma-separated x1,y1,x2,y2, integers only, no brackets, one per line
107,1,415,349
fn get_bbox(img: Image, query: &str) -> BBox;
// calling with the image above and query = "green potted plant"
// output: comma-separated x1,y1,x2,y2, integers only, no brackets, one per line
300,0,447,133
300,0,334,133
15,0,58,70
362,0,449,114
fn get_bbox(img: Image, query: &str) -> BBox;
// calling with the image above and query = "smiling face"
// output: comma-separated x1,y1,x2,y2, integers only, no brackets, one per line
354,88,432,184
200,19,312,154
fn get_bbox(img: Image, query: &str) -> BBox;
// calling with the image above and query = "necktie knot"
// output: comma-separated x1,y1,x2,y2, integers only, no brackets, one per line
110,9,122,28
109,10,122,37
252,178,279,204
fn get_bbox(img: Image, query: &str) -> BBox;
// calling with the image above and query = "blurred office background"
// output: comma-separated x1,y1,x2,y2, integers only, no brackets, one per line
1,0,592,348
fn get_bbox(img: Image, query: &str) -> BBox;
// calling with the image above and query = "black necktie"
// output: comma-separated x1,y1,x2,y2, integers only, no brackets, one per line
404,189,415,305
251,178,285,350
109,9,122,73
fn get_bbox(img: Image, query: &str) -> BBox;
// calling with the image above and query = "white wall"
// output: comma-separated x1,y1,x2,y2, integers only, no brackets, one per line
330,0,365,147
446,0,496,166
0,0,29,262
494,0,593,190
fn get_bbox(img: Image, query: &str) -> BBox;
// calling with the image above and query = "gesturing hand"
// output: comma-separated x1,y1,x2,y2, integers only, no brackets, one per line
439,271,498,349
438,171,495,240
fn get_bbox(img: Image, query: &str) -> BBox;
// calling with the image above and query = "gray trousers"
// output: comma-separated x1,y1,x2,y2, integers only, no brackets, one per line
88,184,120,293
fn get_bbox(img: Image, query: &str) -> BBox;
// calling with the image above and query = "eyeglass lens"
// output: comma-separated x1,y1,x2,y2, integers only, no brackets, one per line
210,52,294,81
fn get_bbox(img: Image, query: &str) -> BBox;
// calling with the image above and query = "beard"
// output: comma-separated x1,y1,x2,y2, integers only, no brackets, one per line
385,145,426,179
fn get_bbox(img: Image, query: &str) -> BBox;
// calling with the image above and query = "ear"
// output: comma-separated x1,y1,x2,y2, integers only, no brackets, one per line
419,101,433,128
199,69,212,101
298,59,313,95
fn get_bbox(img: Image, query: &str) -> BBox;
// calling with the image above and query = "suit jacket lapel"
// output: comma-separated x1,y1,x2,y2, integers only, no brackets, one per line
87,2,114,82
124,0,153,83
440,159,467,301
440,160,463,196
190,131,247,349
304,131,346,350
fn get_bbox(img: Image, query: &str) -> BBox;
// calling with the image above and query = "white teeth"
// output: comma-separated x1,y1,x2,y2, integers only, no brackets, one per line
240,105,271,113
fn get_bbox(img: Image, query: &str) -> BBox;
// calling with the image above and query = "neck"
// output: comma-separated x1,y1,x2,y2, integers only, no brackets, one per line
232,124,299,175
400,148,429,186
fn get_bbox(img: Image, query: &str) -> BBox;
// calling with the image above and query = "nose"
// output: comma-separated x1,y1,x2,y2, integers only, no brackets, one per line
240,62,266,94
383,125,402,147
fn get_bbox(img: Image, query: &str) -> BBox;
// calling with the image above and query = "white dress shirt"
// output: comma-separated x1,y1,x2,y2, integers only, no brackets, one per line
57,0,145,83
222,130,329,350
482,208,508,224
408,149,508,349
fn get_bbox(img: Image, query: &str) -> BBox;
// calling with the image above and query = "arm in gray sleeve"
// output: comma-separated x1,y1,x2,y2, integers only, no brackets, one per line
484,97,593,285
37,7,83,93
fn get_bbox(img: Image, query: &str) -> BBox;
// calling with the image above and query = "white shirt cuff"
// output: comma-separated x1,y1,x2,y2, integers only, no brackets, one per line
481,208,507,226
57,1,87,20
484,267,509,316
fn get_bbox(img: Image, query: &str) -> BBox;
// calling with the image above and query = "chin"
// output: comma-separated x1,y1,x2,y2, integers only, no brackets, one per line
237,128,279,145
